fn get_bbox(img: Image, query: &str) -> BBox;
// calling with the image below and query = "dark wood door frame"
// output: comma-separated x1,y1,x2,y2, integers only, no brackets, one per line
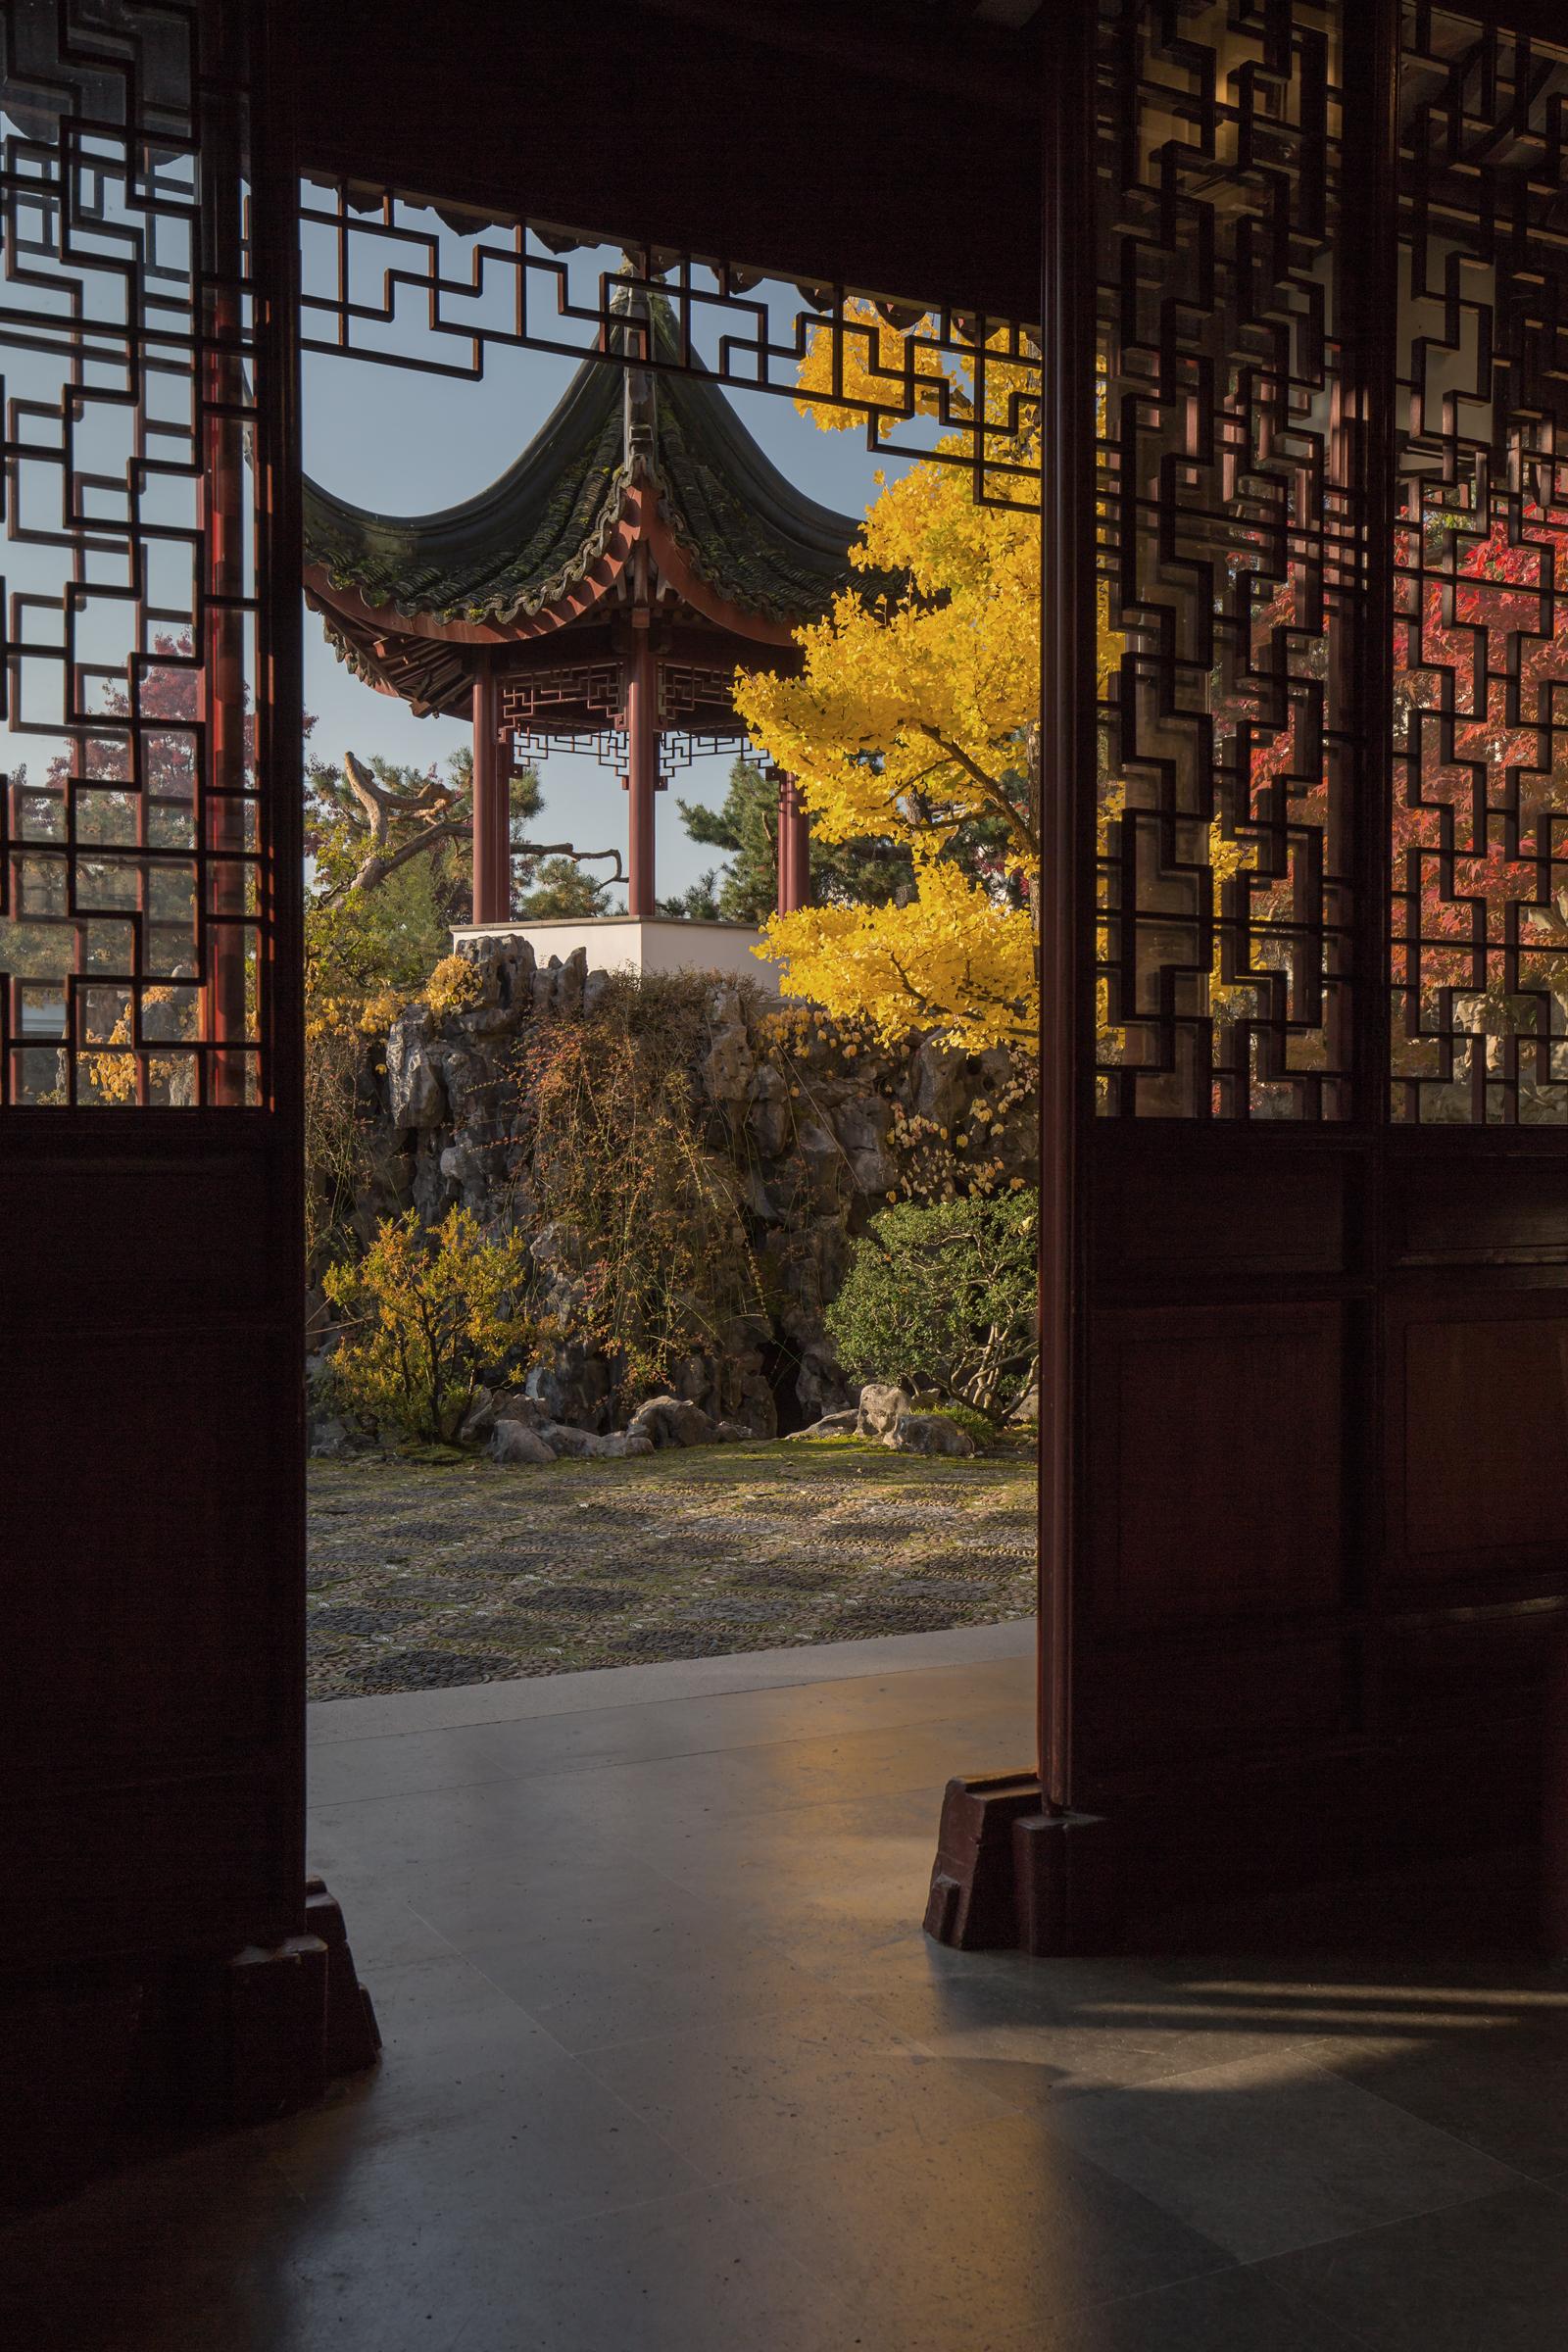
930,0,1568,1956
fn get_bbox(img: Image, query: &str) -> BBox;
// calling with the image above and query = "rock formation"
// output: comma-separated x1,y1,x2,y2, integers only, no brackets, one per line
325,936,1037,1441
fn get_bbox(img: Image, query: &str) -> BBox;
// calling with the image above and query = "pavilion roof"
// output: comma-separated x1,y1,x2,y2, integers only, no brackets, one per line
302,296,885,631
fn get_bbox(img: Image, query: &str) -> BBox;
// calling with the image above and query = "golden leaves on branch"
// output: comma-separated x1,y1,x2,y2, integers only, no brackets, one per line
739,316,1130,1051
760,874,1038,1053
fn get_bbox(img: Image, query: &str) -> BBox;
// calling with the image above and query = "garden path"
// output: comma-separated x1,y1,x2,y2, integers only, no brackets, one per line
308,1439,1036,1698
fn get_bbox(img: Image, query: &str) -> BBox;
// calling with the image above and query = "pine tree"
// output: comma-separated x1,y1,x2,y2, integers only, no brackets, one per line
668,756,915,924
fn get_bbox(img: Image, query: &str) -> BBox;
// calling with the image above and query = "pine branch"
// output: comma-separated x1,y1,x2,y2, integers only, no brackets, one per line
514,841,628,885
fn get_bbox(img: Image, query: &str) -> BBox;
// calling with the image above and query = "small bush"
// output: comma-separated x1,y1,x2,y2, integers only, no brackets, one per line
827,1192,1037,1423
927,1399,999,1451
322,1207,540,1443
425,953,482,1018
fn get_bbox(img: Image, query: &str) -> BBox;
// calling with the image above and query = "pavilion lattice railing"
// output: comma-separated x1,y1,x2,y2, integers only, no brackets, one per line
497,662,743,791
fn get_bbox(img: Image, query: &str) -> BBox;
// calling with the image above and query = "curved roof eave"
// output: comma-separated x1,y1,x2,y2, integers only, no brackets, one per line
302,299,896,633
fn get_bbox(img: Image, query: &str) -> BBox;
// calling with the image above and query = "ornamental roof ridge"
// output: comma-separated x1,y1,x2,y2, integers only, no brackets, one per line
303,287,898,636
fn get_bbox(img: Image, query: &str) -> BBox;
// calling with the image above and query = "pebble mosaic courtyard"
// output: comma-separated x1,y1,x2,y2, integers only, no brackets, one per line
307,1439,1036,1697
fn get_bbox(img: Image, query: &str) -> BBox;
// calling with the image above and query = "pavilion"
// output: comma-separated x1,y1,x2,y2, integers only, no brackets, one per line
302,292,883,932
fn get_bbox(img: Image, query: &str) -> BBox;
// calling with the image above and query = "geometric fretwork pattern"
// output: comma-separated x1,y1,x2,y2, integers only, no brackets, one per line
499,666,626,734
1095,0,1355,1118
297,182,1044,513
498,664,739,791
0,2,261,1105
1393,8,1568,1124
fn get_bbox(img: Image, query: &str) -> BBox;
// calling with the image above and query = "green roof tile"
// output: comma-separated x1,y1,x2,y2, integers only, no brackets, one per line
303,295,894,630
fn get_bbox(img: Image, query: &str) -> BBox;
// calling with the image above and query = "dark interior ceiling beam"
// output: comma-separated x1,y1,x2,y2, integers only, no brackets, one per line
612,0,1042,110
295,0,1040,325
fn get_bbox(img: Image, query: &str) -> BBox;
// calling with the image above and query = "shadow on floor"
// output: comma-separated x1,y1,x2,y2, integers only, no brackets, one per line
3,1631,1565,2351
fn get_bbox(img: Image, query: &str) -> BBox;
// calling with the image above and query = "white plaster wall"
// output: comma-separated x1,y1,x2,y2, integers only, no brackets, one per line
450,915,783,993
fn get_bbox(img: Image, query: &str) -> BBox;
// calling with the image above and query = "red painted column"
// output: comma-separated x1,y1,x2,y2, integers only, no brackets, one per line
470,664,511,926
774,769,810,914
493,723,514,922
775,768,793,915
625,623,658,920
788,773,810,911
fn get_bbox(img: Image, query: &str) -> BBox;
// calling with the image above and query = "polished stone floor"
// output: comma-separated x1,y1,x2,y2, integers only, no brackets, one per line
5,1618,1568,2350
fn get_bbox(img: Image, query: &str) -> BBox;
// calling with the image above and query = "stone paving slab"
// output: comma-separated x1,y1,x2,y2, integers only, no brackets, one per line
308,1439,1036,1699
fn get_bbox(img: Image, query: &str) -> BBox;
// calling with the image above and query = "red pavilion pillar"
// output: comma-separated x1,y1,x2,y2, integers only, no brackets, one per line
775,767,810,914
471,662,511,926
626,622,659,919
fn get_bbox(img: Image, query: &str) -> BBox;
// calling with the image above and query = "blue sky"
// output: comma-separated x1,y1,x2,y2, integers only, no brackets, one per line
0,175,920,914
301,251,907,905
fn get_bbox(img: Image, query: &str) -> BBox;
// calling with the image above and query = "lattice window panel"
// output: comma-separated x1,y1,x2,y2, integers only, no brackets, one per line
1392,7,1568,1125
0,0,265,1107
297,180,1043,514
1096,0,1355,1119
659,662,740,725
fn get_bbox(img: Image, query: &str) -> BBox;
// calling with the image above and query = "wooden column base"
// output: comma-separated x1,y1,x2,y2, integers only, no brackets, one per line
924,1772,1120,1956
204,1932,332,2125
0,1879,380,2212
181,1877,381,2126
930,1744,1561,1959
307,1874,383,2081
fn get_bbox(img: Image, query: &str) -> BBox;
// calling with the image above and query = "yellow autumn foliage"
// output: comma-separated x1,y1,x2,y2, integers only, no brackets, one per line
323,1206,539,1445
737,304,1118,1047
424,953,482,1017
83,983,194,1103
762,865,1037,1052
739,432,1042,869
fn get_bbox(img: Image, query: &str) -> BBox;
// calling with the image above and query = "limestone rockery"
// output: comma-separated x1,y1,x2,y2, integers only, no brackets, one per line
340,934,1039,1440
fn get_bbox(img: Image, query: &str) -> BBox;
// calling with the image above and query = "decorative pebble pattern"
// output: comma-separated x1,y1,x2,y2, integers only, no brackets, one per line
307,1439,1036,1696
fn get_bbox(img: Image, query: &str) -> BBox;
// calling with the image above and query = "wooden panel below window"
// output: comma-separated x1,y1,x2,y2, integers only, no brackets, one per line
1391,1300,1568,1577
1373,1608,1567,1732
1,1324,293,1774
0,1147,275,1328
1089,1302,1345,1627
1093,1133,1351,1285
1388,1155,1568,1270
1075,1635,1348,1776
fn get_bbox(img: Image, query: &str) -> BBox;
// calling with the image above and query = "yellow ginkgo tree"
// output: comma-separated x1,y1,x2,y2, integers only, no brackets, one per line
736,304,1117,1051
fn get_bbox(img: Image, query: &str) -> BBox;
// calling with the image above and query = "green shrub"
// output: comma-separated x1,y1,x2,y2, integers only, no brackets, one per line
827,1193,1037,1423
926,1399,1000,1451
322,1207,540,1443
